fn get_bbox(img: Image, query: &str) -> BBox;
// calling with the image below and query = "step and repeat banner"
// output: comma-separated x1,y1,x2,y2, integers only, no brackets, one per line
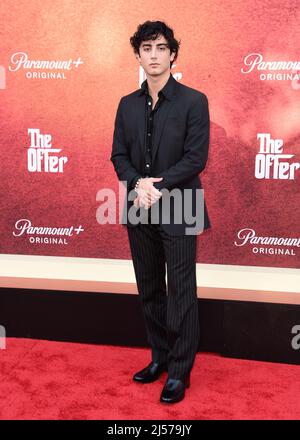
0,0,299,269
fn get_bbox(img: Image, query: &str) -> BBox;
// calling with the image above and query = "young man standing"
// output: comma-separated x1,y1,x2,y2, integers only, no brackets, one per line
111,21,210,403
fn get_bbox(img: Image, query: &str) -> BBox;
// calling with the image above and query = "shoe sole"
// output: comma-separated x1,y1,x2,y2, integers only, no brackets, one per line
160,393,185,404
133,377,161,383
133,371,167,383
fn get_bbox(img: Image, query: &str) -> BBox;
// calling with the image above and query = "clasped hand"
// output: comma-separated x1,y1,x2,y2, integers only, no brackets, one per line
133,177,163,210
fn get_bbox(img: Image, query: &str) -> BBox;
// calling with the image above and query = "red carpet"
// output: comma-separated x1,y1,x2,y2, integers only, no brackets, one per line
0,338,299,420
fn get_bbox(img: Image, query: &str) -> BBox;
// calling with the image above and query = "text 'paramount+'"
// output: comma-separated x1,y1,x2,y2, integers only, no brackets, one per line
8,52,83,79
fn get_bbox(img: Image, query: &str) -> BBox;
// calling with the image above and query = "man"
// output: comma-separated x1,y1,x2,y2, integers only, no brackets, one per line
110,20,210,404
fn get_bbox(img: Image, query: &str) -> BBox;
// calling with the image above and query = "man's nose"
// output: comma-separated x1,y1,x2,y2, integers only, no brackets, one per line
150,48,157,58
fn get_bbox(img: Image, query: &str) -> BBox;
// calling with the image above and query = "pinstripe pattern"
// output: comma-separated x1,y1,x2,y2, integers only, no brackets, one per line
127,222,200,381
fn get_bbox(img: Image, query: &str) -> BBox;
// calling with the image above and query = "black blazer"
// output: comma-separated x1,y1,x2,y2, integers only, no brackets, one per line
110,74,211,235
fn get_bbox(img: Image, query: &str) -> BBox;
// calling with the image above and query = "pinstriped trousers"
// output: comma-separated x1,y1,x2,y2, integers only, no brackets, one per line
127,222,200,380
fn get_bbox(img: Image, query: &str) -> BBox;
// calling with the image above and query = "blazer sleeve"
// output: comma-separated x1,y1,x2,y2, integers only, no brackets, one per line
153,93,210,191
110,97,141,191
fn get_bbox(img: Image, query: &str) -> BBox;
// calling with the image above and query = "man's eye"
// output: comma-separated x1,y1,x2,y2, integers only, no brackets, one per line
159,47,166,50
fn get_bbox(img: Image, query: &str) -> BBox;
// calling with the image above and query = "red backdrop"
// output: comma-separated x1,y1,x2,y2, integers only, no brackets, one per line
0,0,299,268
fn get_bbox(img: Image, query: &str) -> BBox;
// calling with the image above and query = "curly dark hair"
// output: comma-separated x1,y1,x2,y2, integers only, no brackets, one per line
130,20,180,68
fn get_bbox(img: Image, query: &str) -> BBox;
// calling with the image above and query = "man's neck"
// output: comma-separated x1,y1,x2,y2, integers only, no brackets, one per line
146,70,171,99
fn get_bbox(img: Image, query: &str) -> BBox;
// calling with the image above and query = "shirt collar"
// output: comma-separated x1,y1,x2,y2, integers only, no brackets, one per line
138,73,177,101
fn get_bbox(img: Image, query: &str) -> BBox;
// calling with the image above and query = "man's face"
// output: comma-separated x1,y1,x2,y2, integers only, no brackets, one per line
136,34,175,77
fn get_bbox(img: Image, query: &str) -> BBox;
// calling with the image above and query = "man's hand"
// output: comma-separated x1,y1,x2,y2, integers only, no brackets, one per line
133,195,142,208
133,194,156,210
135,177,163,209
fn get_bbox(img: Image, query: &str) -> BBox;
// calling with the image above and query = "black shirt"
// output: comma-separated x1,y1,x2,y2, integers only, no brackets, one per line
131,73,175,191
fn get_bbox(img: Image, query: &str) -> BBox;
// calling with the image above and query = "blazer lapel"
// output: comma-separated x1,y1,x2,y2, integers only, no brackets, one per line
136,96,146,155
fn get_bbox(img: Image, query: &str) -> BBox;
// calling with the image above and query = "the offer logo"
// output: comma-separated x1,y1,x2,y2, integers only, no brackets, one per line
26,128,69,173
255,133,300,180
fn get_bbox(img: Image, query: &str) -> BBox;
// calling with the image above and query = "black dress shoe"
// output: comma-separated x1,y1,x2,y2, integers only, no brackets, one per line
133,361,168,383
160,376,190,404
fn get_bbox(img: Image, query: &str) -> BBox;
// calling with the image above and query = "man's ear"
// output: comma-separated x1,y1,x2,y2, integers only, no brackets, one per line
135,50,141,62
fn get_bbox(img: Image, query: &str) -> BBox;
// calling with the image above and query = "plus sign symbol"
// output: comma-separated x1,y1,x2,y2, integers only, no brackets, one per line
73,57,84,68
74,225,84,234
